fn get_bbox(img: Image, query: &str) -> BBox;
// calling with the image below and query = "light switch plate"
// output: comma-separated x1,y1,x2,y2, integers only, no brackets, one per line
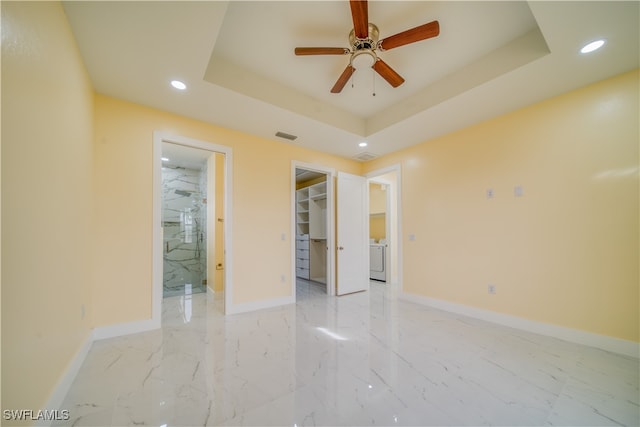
514,186,523,197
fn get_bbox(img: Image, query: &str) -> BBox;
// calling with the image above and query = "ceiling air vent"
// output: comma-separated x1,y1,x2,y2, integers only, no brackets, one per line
275,131,298,141
353,152,378,162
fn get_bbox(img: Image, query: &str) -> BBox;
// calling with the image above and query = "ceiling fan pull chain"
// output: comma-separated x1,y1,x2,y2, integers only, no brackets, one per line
372,68,376,96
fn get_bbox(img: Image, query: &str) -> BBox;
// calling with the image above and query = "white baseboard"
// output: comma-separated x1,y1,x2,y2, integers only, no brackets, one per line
36,330,94,426
226,295,295,315
39,318,161,425
92,317,160,341
400,292,639,359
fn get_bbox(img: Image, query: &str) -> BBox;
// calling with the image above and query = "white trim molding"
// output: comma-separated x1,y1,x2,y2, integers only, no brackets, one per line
225,296,295,315
153,131,233,315
400,292,639,359
365,163,403,289
37,331,94,426
92,318,160,341
39,319,160,426
291,161,337,298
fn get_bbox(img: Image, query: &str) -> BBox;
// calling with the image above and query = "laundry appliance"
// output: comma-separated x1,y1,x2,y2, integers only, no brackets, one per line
370,240,386,282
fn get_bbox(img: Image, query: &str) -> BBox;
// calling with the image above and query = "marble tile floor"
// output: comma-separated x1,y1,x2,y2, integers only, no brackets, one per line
56,281,639,426
163,282,207,298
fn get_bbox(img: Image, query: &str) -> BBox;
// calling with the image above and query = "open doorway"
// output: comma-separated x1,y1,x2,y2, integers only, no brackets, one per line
161,142,213,297
368,180,389,283
153,132,232,320
366,165,401,287
293,164,335,299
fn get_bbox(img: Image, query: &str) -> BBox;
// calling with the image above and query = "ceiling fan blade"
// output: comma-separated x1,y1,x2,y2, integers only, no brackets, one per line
378,20,440,51
331,65,355,93
372,59,405,88
295,47,350,56
349,0,369,39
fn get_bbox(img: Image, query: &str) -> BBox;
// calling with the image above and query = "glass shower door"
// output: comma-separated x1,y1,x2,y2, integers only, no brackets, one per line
162,165,207,297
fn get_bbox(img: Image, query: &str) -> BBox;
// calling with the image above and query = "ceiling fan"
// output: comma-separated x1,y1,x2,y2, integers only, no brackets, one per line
294,0,440,93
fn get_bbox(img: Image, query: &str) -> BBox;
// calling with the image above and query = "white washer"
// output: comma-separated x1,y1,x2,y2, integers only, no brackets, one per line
370,243,386,281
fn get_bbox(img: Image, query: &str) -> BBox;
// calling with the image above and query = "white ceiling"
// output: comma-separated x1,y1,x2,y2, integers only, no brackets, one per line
63,1,639,162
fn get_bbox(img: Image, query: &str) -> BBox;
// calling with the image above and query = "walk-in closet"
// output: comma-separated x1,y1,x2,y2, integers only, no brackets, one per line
295,169,328,288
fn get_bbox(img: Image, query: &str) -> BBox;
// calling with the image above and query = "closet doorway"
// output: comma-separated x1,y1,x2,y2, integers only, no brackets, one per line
293,164,334,298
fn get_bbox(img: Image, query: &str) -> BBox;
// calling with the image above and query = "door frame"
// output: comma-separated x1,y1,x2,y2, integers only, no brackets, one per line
153,131,233,318
291,161,336,297
365,164,403,288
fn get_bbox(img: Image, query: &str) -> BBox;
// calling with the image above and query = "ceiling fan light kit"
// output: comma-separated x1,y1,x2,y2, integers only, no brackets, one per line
295,0,440,94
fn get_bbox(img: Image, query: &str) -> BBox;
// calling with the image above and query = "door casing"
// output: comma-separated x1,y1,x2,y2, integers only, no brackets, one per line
153,131,233,318
291,161,336,297
366,164,403,288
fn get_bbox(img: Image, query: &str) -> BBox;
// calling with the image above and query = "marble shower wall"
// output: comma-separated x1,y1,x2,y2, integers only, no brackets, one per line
162,165,207,296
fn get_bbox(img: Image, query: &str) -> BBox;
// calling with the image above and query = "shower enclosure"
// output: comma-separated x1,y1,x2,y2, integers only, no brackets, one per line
162,164,208,297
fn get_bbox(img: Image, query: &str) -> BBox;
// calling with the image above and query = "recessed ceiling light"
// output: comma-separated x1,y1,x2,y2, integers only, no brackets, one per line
580,39,605,54
359,141,368,147
161,157,169,162
170,80,187,90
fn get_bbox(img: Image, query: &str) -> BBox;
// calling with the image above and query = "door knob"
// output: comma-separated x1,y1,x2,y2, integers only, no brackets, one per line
338,246,344,250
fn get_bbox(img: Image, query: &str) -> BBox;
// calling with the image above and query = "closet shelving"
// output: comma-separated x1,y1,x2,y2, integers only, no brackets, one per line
296,188,310,236
296,181,327,283
295,187,310,279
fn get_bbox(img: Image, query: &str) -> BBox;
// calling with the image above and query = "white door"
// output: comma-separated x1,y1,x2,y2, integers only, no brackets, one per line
336,172,369,295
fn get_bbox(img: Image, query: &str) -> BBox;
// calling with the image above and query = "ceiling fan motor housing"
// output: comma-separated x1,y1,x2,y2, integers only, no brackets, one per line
349,23,380,51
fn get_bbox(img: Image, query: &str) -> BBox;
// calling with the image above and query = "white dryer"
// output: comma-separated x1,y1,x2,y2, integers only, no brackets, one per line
370,243,386,282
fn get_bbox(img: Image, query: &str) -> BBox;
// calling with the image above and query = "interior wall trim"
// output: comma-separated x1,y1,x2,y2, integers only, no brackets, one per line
291,161,337,298
42,317,162,420
364,163,403,290
153,131,233,315
92,318,160,341
225,295,295,315
37,331,95,426
399,292,639,359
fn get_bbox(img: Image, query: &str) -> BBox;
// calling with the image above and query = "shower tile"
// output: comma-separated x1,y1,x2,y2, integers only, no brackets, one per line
161,165,207,297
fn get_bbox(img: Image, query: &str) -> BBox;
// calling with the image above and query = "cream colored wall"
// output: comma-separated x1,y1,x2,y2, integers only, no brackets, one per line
369,183,387,240
369,216,386,241
0,2,3,412
93,94,361,326
364,69,639,342
369,182,387,241
0,7,3,412
2,0,95,416
3,5,636,419
369,183,387,214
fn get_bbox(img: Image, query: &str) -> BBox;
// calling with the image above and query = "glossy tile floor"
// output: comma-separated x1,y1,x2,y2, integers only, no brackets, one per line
57,280,639,426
